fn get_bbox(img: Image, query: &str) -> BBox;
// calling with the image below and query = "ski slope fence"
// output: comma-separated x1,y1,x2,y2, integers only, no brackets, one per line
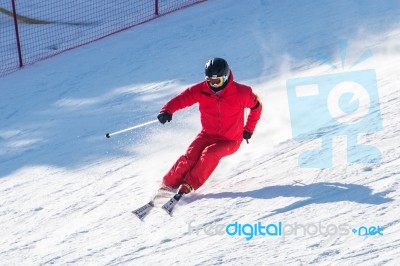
0,0,206,77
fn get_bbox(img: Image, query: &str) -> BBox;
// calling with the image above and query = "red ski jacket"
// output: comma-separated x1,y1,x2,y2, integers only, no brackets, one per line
160,72,262,141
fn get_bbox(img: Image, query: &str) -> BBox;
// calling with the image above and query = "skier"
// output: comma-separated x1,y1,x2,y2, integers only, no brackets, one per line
157,58,262,195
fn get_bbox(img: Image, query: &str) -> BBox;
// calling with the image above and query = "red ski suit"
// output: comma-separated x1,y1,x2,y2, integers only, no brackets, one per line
161,72,262,190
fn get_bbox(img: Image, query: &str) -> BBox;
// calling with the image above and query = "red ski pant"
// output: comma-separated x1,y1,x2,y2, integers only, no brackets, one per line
162,132,241,190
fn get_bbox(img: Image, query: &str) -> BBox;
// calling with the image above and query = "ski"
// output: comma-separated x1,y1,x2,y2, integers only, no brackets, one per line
132,201,154,221
132,187,176,220
161,192,184,215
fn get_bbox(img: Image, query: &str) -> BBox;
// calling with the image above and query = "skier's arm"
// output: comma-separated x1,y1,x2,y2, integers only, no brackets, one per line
160,84,201,115
244,92,262,133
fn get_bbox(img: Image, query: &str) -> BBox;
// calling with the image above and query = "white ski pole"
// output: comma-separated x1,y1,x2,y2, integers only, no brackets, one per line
105,119,158,138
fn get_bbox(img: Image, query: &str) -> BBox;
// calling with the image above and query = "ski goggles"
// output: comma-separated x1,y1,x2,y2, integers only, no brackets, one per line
205,75,228,87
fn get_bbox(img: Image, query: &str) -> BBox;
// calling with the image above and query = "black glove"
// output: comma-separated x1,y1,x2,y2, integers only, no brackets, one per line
157,112,172,124
243,130,252,143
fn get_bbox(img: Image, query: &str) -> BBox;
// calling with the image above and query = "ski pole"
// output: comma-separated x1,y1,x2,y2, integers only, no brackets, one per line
105,119,158,138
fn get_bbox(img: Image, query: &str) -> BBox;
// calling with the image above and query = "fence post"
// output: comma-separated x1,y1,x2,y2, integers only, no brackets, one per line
11,0,23,68
155,0,159,16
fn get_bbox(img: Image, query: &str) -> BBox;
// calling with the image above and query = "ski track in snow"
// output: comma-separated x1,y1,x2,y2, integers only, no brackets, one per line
1,0,400,265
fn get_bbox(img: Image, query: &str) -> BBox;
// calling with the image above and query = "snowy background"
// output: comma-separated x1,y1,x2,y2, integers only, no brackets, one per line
1,0,400,265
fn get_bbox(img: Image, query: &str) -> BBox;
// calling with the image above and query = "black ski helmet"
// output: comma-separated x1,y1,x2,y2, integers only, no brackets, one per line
205,58,230,78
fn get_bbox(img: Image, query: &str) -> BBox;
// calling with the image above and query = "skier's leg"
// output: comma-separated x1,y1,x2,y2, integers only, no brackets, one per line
162,132,213,188
184,139,241,190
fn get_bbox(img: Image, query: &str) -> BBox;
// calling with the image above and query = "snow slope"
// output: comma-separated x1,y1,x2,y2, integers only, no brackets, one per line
1,0,400,265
